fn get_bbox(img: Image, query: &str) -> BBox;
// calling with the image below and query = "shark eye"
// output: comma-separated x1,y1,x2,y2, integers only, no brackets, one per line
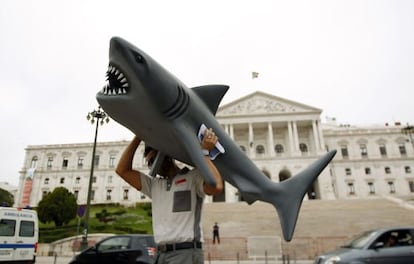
133,51,144,64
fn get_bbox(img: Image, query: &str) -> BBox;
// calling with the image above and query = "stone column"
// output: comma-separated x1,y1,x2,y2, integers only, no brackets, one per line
317,120,325,150
268,122,275,157
229,124,234,140
248,123,255,157
312,120,321,152
288,121,294,154
292,121,299,152
225,183,238,203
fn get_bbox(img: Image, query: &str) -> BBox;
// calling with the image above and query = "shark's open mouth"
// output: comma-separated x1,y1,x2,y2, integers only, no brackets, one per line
100,64,129,95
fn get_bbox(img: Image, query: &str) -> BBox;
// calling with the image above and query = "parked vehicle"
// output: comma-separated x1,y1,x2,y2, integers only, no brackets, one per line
314,227,414,264
70,234,156,264
132,234,157,259
0,207,39,264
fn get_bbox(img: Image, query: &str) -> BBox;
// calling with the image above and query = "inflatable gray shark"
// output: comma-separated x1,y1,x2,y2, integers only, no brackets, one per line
96,37,336,241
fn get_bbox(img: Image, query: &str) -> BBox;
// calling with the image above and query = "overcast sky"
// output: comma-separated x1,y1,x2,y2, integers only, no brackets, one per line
1,0,413,186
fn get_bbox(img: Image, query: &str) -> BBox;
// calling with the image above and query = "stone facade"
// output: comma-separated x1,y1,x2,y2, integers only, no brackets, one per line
323,123,414,199
15,91,414,207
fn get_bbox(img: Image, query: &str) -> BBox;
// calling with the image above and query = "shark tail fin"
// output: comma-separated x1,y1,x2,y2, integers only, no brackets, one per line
267,150,337,241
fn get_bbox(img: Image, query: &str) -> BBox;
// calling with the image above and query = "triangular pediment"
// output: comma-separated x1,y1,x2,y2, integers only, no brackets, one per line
217,91,321,117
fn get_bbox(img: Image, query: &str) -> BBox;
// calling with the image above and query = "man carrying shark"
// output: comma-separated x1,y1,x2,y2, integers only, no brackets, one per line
116,127,223,264
98,36,337,244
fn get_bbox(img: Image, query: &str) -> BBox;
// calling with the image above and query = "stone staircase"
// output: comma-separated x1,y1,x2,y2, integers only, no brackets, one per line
201,197,414,260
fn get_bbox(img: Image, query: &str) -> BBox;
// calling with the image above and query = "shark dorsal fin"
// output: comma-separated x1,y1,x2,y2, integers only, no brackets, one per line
191,85,229,115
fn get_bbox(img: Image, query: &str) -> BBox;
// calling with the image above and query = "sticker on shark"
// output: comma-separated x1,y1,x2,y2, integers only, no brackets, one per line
97,37,337,241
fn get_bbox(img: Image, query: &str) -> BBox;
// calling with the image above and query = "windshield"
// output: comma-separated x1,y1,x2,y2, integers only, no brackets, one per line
341,230,378,249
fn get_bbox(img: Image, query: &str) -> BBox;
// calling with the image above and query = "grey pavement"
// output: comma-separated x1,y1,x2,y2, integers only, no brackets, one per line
36,256,313,264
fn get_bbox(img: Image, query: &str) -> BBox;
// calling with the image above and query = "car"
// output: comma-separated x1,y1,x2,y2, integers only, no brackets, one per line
70,234,157,264
133,234,157,259
314,227,414,264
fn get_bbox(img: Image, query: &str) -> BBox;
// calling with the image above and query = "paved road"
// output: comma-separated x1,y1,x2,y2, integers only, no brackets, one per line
36,256,313,264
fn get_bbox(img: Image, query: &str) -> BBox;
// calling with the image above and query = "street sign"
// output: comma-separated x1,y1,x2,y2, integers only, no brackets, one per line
77,205,85,217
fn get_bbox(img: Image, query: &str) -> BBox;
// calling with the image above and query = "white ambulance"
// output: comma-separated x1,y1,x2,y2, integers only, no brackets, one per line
0,207,38,263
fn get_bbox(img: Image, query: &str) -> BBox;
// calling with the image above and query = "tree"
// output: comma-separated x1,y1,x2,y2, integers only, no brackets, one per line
37,187,77,226
0,188,14,206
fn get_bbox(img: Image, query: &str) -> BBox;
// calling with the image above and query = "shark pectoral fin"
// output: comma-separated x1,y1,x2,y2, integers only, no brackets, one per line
174,123,217,187
191,85,229,115
269,150,337,241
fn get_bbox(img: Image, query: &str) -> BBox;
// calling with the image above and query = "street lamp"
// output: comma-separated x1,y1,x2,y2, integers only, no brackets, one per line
80,106,109,250
402,123,414,151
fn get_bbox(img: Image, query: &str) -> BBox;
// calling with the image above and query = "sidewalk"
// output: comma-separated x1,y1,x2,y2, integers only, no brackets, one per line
36,256,313,264
36,256,73,264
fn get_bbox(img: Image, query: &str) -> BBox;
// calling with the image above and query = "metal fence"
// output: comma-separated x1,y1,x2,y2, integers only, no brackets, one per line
204,236,349,261
39,235,349,262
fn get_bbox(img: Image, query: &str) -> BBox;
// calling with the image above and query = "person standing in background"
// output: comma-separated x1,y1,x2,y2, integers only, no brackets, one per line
213,222,220,244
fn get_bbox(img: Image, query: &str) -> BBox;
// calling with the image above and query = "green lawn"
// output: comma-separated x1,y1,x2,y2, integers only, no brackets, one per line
39,203,153,243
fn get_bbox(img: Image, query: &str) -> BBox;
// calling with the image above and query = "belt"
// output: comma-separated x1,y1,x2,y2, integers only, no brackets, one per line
157,241,202,252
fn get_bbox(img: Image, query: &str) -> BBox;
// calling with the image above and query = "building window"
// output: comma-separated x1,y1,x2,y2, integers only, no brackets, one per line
256,145,265,154
345,168,352,175
140,195,146,200
30,156,38,168
340,145,349,158
75,177,80,184
108,175,113,184
60,177,65,184
42,191,48,198
123,189,129,200
299,143,308,153
365,167,371,175
91,190,95,201
385,167,391,174
379,144,387,157
44,178,49,185
78,157,84,168
106,189,112,200
388,181,395,193
94,155,100,166
109,155,116,168
62,158,68,169
275,144,284,154
368,182,375,194
399,143,407,156
409,181,414,193
47,157,53,169
405,166,411,173
92,176,97,183
360,144,368,158
348,183,355,195
74,190,79,200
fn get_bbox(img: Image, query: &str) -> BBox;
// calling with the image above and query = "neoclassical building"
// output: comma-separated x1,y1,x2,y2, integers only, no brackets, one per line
16,91,414,207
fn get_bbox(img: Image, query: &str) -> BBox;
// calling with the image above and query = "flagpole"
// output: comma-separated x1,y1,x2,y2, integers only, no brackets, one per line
251,71,259,92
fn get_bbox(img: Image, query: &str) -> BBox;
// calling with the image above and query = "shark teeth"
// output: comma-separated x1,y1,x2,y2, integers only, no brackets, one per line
102,64,130,96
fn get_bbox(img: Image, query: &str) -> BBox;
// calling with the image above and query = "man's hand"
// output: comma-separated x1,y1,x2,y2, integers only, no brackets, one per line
200,128,223,195
201,128,218,151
